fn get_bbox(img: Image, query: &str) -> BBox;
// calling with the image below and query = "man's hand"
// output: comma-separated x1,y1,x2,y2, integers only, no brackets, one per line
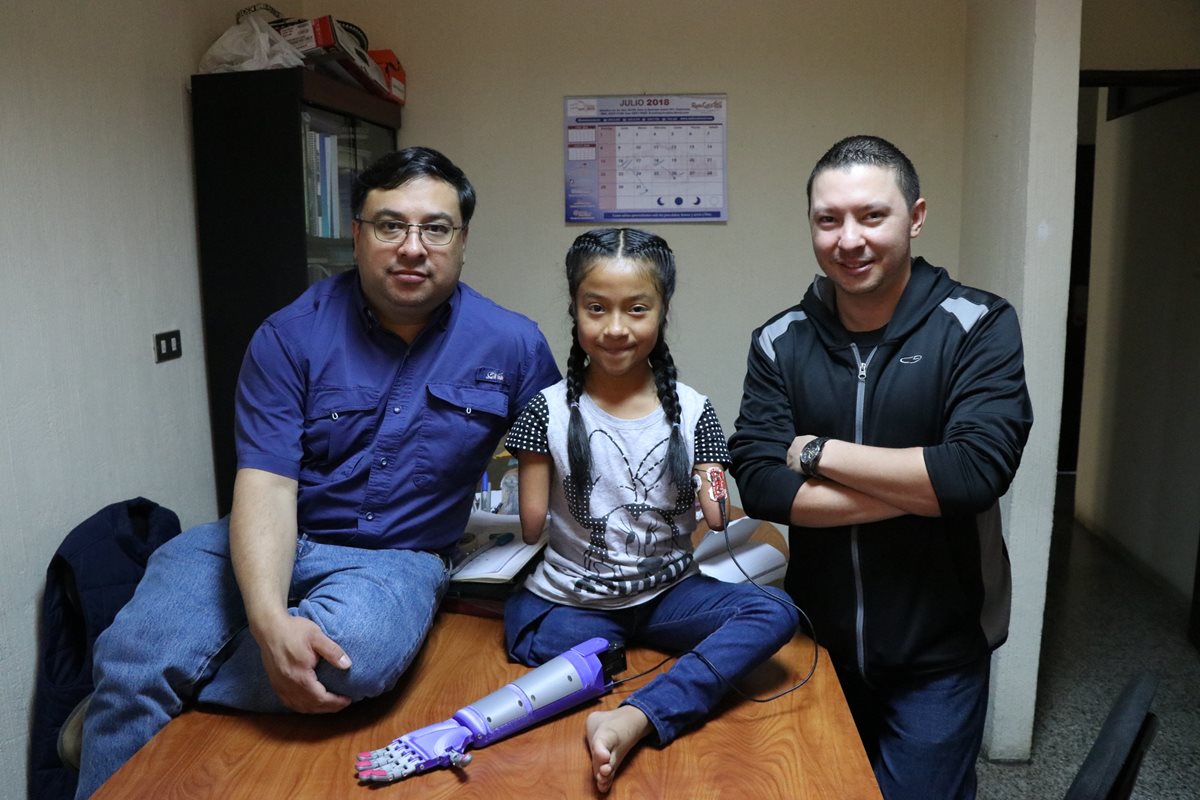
255,614,353,713
230,468,351,713
787,435,819,474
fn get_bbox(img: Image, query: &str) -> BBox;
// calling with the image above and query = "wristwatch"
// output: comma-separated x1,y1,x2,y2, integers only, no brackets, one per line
799,436,830,478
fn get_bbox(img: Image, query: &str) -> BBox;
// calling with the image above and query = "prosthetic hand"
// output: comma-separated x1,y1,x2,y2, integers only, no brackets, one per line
355,637,626,783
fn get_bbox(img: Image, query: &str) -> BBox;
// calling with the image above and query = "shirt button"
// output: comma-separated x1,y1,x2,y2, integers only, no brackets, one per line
393,406,401,414
365,512,374,521
380,458,388,467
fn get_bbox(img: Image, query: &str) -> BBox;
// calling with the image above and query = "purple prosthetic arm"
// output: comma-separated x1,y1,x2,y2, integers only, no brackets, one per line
355,637,625,783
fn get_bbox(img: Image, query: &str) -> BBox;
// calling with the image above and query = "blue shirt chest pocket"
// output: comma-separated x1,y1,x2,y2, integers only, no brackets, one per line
415,382,510,490
302,388,381,470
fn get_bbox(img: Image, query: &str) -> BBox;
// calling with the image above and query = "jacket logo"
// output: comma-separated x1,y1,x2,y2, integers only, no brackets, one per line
899,355,923,364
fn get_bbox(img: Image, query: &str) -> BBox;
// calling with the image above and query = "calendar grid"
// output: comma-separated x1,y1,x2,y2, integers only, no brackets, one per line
564,95,727,223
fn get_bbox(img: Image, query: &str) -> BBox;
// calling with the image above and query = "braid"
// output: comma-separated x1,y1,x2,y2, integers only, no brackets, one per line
650,339,692,501
622,229,687,499
565,327,592,494
564,226,684,498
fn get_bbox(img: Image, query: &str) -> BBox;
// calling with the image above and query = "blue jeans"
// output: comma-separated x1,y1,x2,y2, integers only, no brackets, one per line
75,518,448,799
835,656,991,800
505,575,799,745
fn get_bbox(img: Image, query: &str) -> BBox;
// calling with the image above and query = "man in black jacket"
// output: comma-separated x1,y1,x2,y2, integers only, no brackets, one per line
729,135,1033,800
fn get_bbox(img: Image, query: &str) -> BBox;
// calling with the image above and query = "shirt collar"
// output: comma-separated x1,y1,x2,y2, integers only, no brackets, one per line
354,276,458,336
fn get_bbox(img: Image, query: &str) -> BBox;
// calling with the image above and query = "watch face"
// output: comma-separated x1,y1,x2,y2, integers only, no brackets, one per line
801,438,826,476
801,440,820,471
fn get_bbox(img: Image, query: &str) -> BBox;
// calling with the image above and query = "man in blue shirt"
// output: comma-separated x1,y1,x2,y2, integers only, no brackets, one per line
76,147,561,797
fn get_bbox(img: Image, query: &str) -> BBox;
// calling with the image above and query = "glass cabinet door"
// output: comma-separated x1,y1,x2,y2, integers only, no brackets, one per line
302,106,396,284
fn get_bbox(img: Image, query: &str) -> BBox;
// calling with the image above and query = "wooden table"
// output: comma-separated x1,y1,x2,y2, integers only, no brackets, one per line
94,606,879,799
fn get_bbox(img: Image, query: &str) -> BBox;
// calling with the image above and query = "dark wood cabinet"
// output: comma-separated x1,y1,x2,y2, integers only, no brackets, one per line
191,67,401,513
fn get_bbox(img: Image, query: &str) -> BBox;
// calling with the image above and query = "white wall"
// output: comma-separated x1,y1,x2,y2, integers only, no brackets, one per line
1077,89,1200,599
960,0,1080,760
0,0,235,792
315,0,968,453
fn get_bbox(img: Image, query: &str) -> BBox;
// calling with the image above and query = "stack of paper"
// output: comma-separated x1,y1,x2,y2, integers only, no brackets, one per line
695,516,787,585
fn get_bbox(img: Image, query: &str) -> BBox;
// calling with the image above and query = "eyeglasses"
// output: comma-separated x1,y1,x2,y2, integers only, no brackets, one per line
355,218,463,247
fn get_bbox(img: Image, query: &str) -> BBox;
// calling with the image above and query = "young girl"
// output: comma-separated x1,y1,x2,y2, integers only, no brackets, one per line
504,228,800,793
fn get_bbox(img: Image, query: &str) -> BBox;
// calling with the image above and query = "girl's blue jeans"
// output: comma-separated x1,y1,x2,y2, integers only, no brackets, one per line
504,574,800,745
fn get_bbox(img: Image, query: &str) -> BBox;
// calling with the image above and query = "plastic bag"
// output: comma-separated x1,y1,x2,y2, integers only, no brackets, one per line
197,14,305,74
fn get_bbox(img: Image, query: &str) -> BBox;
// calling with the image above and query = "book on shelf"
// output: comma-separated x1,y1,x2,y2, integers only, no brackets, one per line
337,138,356,237
301,126,346,240
317,132,340,237
309,122,324,235
314,132,327,237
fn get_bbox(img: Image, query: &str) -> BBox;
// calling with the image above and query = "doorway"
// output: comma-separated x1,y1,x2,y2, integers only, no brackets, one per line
1067,70,1200,650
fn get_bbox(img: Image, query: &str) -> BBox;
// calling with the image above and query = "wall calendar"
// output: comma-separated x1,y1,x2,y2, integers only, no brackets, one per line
564,94,727,224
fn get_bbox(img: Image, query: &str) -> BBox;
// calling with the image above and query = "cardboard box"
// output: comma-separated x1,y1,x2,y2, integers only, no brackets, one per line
368,49,406,105
270,16,393,101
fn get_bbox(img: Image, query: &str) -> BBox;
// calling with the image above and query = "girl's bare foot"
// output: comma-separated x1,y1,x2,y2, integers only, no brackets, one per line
585,705,653,793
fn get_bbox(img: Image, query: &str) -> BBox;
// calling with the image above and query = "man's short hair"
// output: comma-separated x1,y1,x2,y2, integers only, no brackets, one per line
352,146,477,225
806,135,921,211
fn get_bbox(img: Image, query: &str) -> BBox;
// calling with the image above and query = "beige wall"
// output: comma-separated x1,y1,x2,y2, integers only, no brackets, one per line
1082,0,1200,69
0,0,231,788
316,0,968,448
1078,88,1200,598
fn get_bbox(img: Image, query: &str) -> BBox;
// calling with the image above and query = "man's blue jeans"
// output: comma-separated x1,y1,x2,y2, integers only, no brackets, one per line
505,575,800,745
75,518,448,799
835,655,991,800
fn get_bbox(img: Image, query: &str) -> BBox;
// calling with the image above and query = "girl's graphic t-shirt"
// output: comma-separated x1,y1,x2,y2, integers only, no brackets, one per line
505,379,730,610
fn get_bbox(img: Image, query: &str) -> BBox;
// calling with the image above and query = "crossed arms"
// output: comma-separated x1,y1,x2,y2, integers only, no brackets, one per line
731,302,1032,530
784,437,939,527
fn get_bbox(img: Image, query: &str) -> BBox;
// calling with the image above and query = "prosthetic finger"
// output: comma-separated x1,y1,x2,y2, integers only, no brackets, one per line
355,636,626,783
355,719,473,782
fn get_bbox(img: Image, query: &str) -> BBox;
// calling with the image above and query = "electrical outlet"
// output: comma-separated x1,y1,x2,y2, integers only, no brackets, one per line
154,330,182,363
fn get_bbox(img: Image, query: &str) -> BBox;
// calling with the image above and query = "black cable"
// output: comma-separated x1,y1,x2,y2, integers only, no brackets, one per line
614,496,821,704
609,654,674,689
691,497,820,703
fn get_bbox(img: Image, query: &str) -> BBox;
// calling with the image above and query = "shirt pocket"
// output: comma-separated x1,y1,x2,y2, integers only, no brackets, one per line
414,383,510,490
302,387,380,469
